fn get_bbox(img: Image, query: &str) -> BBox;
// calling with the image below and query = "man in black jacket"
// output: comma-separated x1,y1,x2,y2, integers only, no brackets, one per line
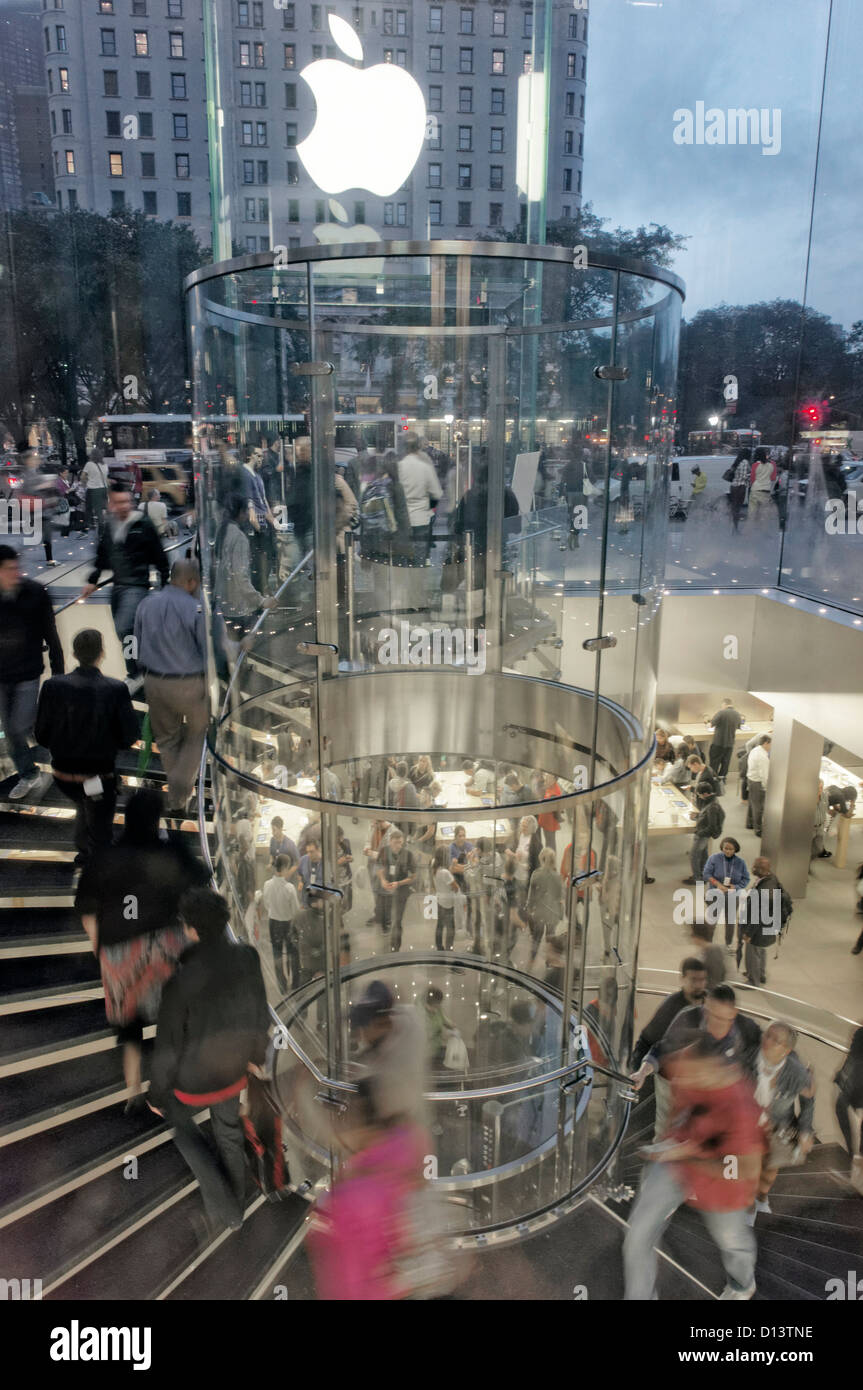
630,957,708,1136
149,887,270,1234
81,482,169,691
0,545,64,800
34,627,137,864
739,856,789,985
684,785,725,884
631,958,708,1070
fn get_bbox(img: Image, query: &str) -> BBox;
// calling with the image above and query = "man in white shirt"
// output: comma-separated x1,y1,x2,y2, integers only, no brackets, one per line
261,853,301,994
397,433,442,564
746,736,771,837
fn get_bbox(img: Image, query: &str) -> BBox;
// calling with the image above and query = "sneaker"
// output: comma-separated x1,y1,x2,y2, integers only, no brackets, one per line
719,1282,756,1300
818,850,832,859
46,559,59,567
754,1196,772,1215
682,876,696,885
8,771,43,800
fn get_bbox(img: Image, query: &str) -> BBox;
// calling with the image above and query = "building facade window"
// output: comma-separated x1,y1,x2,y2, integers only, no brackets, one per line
428,85,441,111
429,199,441,225
282,2,295,27
142,190,157,215
490,88,504,114
140,151,155,177
68,187,78,208
55,24,66,51
563,168,572,191
354,200,365,222
283,43,295,67
171,73,186,99
136,70,151,96
242,160,254,183
428,6,442,31
568,14,578,38
459,47,473,73
458,163,471,188
428,46,442,71
139,111,153,137
564,91,574,117
522,52,532,73
106,110,121,135
285,82,296,107
100,28,116,55
169,32,184,58
177,192,191,216
492,10,506,36
286,159,298,182
64,149,75,174
566,53,576,78
175,152,190,177
459,7,473,33
489,164,502,189
103,70,118,95
489,127,504,152
428,162,441,187
134,31,149,57
167,0,183,15
61,108,72,133
457,200,471,226
108,151,123,176
458,125,472,150
173,113,189,138
523,9,533,38
111,190,125,212
58,67,69,90
489,203,502,226
564,130,573,154
491,49,505,74
285,122,297,146
458,87,472,112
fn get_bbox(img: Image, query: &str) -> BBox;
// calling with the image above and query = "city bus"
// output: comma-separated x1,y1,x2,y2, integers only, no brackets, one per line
687,427,762,455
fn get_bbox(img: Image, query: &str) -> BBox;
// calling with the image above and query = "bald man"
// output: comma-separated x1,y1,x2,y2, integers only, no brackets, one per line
134,559,208,813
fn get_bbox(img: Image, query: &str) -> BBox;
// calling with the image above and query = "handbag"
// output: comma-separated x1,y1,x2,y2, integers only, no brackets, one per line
443,1033,469,1071
722,464,737,483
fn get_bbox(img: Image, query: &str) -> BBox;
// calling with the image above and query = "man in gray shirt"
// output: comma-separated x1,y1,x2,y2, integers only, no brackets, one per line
134,559,208,814
706,698,743,779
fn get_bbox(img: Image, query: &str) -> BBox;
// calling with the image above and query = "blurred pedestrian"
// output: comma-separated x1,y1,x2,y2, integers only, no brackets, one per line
747,1023,814,1224
35,628,137,865
75,789,208,1111
0,544,63,801
149,887,270,1235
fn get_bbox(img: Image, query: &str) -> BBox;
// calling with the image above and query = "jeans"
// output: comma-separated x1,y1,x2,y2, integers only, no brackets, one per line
164,1094,245,1231
380,887,411,950
709,743,733,778
111,585,150,678
0,677,40,778
835,1095,863,1157
744,940,768,985
86,488,107,528
690,836,710,883
748,781,766,836
435,904,455,950
54,774,117,860
623,1159,756,1300
269,917,299,995
653,1073,672,1140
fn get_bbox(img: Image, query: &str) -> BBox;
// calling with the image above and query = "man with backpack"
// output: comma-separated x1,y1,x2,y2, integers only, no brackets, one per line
739,856,791,985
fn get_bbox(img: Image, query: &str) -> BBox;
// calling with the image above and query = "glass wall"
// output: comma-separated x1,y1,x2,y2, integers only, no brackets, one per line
187,241,683,1230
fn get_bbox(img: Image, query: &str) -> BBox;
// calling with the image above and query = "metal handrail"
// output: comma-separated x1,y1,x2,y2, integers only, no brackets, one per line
51,535,190,616
219,546,314,719
635,974,855,1053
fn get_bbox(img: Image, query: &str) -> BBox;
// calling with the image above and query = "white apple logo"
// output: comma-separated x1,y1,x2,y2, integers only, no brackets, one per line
297,15,426,198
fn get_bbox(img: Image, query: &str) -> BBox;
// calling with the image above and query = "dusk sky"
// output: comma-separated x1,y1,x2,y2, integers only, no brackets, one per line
585,0,862,328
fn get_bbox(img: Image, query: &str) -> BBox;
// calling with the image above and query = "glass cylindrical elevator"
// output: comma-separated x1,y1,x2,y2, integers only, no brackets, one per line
185,242,683,1238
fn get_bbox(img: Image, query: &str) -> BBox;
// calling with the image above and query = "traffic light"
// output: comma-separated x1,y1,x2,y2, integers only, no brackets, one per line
800,401,823,427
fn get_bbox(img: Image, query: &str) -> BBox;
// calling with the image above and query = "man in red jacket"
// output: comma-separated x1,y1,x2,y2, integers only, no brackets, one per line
624,1036,764,1300
537,771,563,853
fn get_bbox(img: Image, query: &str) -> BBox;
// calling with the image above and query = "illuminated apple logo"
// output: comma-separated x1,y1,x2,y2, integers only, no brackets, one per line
297,15,426,197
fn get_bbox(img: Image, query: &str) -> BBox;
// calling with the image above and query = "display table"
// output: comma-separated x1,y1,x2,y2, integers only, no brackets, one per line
676,719,773,749
648,781,697,837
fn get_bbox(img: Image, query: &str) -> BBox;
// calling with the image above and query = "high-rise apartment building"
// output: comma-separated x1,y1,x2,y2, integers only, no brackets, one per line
41,0,586,252
0,1,53,211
